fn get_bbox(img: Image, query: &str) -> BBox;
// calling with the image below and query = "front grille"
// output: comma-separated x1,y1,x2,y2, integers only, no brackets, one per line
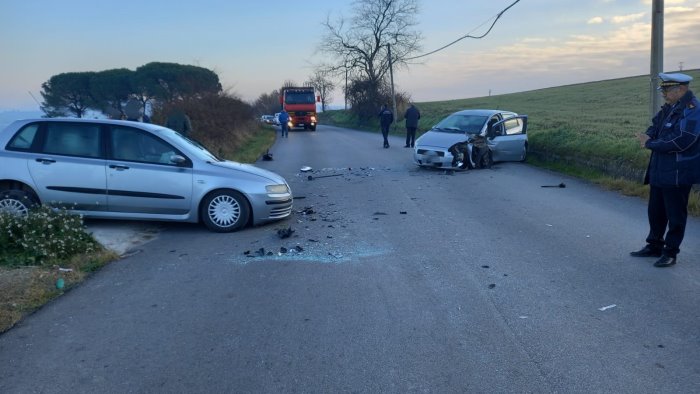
269,205,293,218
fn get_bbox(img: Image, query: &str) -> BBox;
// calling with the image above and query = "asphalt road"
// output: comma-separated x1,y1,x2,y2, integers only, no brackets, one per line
1,125,699,393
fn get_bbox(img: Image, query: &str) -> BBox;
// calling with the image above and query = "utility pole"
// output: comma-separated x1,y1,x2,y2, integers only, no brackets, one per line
679,61,684,71
649,0,663,122
387,43,398,132
344,66,348,110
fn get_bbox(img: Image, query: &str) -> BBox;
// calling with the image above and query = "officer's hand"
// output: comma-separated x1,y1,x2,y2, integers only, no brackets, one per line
637,133,650,148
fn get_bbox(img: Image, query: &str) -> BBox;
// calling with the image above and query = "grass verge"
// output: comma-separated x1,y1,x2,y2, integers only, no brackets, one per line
228,124,277,163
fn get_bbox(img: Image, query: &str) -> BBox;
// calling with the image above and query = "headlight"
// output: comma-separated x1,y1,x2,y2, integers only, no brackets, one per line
266,184,290,195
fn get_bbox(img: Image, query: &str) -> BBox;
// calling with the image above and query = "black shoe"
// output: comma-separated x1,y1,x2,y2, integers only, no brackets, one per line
404,145,410,148
630,245,663,257
653,255,676,267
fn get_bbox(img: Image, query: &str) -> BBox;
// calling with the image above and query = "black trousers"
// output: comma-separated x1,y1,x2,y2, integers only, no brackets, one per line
381,125,390,147
405,127,416,147
646,184,692,257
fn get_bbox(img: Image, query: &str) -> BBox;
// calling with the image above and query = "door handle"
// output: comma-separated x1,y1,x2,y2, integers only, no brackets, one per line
109,164,130,170
35,158,56,164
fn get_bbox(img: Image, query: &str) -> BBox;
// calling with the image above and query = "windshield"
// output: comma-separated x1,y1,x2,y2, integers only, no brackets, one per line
433,114,488,134
155,126,223,162
285,91,315,104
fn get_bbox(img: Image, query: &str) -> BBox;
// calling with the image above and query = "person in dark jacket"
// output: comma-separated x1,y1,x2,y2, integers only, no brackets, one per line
631,72,700,267
166,109,193,137
379,104,394,148
404,103,421,148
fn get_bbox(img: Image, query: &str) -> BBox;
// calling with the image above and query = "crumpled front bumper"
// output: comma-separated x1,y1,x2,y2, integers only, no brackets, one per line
413,147,456,168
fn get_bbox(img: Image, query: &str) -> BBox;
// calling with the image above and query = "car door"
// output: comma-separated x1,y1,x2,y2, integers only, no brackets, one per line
26,122,108,211
488,115,528,162
106,125,193,215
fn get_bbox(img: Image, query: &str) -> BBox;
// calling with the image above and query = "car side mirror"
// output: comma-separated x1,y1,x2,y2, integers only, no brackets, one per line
170,154,187,165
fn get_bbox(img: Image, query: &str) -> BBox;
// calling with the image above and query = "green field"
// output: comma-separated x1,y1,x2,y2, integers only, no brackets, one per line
320,69,700,214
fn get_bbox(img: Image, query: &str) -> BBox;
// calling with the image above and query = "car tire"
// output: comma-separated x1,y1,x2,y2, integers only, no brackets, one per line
0,189,39,216
200,190,250,232
483,151,494,169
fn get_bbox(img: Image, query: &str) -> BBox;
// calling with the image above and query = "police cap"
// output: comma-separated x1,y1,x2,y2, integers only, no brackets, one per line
658,72,693,89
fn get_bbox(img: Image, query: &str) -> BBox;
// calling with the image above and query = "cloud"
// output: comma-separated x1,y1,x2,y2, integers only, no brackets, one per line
642,0,688,4
666,6,694,13
407,5,700,101
588,17,604,24
611,12,646,23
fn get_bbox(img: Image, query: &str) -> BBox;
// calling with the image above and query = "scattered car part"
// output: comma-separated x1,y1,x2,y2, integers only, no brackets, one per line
307,174,343,180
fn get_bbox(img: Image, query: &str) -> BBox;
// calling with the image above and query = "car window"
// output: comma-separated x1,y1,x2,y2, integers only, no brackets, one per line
7,123,40,150
43,123,101,158
487,116,502,135
435,115,487,134
110,126,179,165
504,118,523,135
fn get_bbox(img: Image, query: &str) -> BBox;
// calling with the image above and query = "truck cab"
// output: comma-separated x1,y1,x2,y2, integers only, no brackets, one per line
280,87,319,131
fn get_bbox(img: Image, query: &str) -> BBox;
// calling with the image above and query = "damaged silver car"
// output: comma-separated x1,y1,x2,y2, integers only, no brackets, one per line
413,109,528,169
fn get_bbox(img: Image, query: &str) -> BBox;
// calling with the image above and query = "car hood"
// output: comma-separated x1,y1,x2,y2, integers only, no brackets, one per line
417,130,468,149
208,161,287,184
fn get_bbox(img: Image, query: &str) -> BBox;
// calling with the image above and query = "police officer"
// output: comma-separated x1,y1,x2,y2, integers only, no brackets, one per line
631,72,700,267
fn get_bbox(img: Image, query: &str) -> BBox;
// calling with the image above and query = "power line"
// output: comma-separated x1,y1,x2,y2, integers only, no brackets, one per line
406,0,521,61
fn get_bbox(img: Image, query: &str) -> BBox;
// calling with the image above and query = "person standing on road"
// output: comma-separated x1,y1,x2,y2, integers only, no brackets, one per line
379,104,394,148
278,109,290,138
631,72,700,267
404,103,421,148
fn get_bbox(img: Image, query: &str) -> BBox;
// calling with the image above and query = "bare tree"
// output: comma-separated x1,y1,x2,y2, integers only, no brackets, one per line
253,90,281,115
318,0,422,87
306,70,336,111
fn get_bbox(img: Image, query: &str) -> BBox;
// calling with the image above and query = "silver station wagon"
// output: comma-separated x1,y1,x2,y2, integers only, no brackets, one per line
0,118,293,232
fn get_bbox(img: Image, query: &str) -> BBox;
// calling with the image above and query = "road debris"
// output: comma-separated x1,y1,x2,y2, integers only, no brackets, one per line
298,207,314,215
307,173,343,181
262,150,273,161
488,284,496,289
598,304,617,311
277,226,295,239
541,182,566,188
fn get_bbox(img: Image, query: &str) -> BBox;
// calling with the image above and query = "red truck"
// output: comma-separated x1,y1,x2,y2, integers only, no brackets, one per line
279,87,319,131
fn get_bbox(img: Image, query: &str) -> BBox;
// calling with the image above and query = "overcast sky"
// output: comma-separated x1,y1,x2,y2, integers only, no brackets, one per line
1,0,699,111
